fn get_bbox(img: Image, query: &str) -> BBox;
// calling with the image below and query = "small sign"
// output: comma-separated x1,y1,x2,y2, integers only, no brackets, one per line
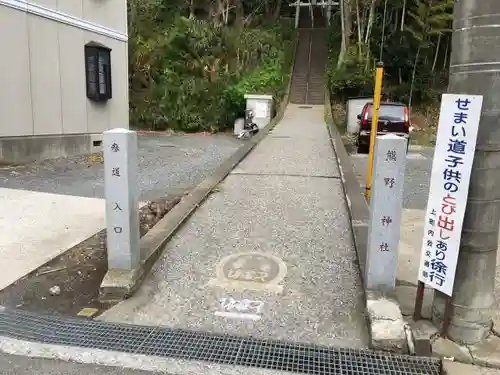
254,102,268,118
417,94,483,296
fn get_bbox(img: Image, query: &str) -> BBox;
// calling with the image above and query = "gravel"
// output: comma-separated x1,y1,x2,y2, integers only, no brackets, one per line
349,146,434,210
0,133,241,201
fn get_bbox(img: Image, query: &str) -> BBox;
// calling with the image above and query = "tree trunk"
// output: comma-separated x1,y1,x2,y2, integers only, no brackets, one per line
189,0,195,18
379,0,388,61
345,0,353,41
264,0,270,18
400,0,406,31
393,8,398,32
273,0,282,20
356,0,362,50
233,0,243,26
338,0,347,68
432,33,441,72
443,35,449,70
360,6,368,33
364,0,375,44
212,0,225,24
408,46,421,115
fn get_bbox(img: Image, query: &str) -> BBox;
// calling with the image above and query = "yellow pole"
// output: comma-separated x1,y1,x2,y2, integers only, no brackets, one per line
364,61,384,200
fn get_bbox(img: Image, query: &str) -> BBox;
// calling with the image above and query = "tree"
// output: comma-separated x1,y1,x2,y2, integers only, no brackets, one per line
329,0,454,107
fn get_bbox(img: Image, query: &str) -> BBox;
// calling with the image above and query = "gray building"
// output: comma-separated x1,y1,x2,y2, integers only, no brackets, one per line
0,0,129,164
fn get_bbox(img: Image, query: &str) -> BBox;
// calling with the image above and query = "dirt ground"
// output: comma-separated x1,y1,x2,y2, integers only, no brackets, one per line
0,197,180,317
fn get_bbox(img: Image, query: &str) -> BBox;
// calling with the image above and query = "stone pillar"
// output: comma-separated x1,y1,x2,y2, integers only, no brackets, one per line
365,134,407,290
103,128,140,270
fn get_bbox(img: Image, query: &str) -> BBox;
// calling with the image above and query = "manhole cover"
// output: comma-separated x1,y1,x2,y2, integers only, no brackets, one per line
222,254,280,283
210,252,287,292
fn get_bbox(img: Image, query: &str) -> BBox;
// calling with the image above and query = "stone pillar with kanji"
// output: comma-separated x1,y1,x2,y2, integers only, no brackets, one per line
365,134,407,290
103,128,140,270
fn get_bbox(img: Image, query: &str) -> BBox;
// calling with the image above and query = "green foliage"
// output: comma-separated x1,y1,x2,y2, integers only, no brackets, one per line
326,15,373,100
128,1,295,132
328,44,374,99
328,0,453,106
226,43,294,117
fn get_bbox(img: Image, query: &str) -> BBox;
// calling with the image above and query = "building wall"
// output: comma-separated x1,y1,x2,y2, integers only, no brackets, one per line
0,0,128,139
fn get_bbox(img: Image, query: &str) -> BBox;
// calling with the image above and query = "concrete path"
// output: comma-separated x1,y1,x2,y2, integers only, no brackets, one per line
0,134,240,291
0,188,106,291
0,353,160,375
5,350,492,375
100,105,369,349
444,361,500,375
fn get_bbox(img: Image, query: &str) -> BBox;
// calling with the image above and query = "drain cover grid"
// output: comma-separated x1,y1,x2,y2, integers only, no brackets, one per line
0,307,440,375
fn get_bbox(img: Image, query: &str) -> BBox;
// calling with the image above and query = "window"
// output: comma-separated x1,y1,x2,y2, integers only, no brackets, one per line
367,105,406,121
85,42,112,101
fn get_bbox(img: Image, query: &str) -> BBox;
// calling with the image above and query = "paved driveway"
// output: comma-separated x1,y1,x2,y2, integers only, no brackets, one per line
0,133,240,291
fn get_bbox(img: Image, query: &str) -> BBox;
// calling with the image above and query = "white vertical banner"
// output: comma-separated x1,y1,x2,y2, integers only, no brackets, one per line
418,94,483,296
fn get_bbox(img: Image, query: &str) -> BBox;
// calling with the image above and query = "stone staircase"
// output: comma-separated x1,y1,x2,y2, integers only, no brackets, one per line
289,28,327,105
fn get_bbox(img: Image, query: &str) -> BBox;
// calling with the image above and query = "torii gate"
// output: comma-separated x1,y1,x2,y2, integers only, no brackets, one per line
289,0,339,28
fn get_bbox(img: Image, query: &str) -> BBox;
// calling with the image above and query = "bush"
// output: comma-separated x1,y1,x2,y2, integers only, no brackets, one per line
329,57,373,99
326,19,373,101
129,16,295,132
225,46,293,118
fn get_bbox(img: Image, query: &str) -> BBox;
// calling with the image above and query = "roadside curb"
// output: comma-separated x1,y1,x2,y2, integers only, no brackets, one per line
99,37,299,302
325,90,407,354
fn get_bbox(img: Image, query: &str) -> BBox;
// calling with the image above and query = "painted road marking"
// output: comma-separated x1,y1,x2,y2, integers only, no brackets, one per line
215,297,265,321
214,311,261,320
209,252,287,293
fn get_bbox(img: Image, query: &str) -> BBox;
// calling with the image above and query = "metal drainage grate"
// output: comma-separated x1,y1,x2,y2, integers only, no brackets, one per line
298,105,313,109
0,307,441,375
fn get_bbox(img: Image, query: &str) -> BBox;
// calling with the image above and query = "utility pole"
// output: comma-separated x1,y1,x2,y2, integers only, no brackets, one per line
432,1,500,344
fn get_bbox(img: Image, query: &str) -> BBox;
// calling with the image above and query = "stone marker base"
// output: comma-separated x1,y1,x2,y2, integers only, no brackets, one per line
366,291,408,353
99,268,144,303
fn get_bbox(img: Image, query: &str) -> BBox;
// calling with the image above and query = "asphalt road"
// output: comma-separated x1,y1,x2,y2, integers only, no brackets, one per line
0,353,160,375
349,146,434,210
0,134,241,201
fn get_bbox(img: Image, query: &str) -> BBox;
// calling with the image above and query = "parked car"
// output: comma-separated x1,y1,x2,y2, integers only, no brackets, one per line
356,102,412,154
